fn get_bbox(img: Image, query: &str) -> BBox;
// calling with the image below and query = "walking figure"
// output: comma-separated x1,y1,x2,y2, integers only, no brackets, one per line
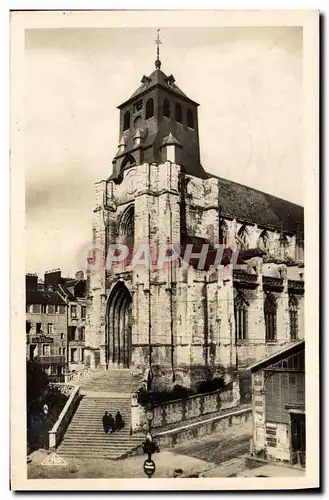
102,411,110,434
115,411,125,431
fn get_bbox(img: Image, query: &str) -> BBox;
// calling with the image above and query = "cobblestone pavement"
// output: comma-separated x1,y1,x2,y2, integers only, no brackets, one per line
172,433,251,466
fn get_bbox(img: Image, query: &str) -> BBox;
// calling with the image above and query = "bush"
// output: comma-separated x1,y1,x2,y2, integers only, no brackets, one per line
137,377,226,406
196,377,225,394
137,384,195,406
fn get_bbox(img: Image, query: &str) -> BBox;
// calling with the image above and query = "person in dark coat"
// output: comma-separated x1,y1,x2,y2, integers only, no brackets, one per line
115,411,125,431
108,413,115,433
102,411,110,434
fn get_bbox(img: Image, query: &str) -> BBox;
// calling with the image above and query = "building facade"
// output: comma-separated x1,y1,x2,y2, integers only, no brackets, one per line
26,273,67,381
249,340,305,467
85,55,305,389
26,270,87,379
58,272,87,372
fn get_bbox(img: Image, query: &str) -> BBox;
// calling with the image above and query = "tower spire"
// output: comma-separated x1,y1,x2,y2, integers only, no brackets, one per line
155,29,162,69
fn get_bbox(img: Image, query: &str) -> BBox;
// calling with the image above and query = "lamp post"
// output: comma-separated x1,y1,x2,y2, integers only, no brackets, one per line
142,398,157,478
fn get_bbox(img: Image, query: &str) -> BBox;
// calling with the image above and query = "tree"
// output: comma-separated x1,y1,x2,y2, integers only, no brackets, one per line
26,360,49,407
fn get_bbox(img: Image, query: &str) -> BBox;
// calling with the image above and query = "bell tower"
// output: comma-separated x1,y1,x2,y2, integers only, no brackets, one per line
110,30,206,182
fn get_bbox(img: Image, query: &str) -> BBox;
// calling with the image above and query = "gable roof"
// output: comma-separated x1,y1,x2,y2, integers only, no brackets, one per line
208,175,304,233
249,339,305,372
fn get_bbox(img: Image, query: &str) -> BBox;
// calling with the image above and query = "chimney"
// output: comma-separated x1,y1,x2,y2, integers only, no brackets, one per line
26,273,38,290
44,269,62,289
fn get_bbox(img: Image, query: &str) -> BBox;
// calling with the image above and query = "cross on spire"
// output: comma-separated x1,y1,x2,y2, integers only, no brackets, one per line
155,29,162,69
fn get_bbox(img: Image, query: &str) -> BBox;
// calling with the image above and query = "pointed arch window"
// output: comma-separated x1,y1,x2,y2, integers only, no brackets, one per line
265,294,277,342
123,110,131,131
234,292,248,341
175,103,182,123
187,108,194,128
219,219,228,245
163,99,170,118
121,205,134,239
237,225,249,250
145,98,154,119
258,230,269,251
289,295,298,341
120,205,134,266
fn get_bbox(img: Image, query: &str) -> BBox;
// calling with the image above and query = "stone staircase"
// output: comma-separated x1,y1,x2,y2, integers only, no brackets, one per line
58,395,143,460
57,369,144,460
78,368,142,394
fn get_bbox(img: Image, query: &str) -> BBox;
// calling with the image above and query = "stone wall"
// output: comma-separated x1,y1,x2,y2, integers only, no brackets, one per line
127,407,252,458
132,383,239,432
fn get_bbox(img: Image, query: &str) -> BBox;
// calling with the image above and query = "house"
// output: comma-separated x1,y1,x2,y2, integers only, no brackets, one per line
26,273,67,381
248,339,305,469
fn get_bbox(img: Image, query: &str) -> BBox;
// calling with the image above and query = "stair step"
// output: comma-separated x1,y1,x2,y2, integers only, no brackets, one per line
57,372,142,459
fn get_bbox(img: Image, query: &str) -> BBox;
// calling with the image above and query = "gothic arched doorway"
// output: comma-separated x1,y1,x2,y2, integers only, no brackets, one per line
106,282,132,368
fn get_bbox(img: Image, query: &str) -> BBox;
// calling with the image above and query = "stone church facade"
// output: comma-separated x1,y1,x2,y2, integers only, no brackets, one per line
85,54,304,389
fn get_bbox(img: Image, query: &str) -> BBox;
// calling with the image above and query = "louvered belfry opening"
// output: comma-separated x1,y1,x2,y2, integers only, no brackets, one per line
106,282,132,367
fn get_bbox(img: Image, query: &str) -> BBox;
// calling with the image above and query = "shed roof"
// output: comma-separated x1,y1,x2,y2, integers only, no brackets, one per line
248,339,305,372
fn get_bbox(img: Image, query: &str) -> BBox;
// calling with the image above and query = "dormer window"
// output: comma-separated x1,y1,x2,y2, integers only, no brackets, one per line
166,74,176,86
123,110,130,131
145,98,154,119
133,99,143,114
187,108,194,129
175,103,182,123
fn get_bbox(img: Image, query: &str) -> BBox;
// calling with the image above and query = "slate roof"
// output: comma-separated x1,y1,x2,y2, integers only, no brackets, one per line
118,69,198,108
26,289,66,306
161,132,182,147
209,175,304,233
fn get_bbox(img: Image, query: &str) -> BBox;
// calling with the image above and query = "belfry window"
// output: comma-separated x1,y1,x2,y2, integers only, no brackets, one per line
187,108,194,128
289,295,298,341
234,293,248,341
163,99,170,118
123,110,130,131
175,103,183,123
133,99,143,114
145,98,154,119
265,294,277,342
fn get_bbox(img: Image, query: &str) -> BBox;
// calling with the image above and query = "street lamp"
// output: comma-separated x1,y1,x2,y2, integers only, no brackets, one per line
142,397,158,478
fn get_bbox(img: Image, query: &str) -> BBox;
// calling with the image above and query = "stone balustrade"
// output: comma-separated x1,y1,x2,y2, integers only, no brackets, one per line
48,385,80,450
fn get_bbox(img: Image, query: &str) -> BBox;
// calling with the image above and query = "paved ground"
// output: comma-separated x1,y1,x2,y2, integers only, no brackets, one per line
28,449,217,479
28,428,251,479
173,434,251,466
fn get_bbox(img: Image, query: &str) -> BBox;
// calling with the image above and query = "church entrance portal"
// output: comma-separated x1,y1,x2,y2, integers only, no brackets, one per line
106,282,132,368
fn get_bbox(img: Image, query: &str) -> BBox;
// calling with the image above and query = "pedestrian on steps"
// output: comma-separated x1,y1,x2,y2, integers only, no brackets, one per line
108,413,115,434
115,411,125,431
102,411,110,434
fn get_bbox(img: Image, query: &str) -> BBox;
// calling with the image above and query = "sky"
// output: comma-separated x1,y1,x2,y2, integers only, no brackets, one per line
25,26,303,277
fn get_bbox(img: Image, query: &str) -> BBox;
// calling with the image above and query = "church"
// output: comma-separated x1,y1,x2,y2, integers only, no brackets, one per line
85,37,304,390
